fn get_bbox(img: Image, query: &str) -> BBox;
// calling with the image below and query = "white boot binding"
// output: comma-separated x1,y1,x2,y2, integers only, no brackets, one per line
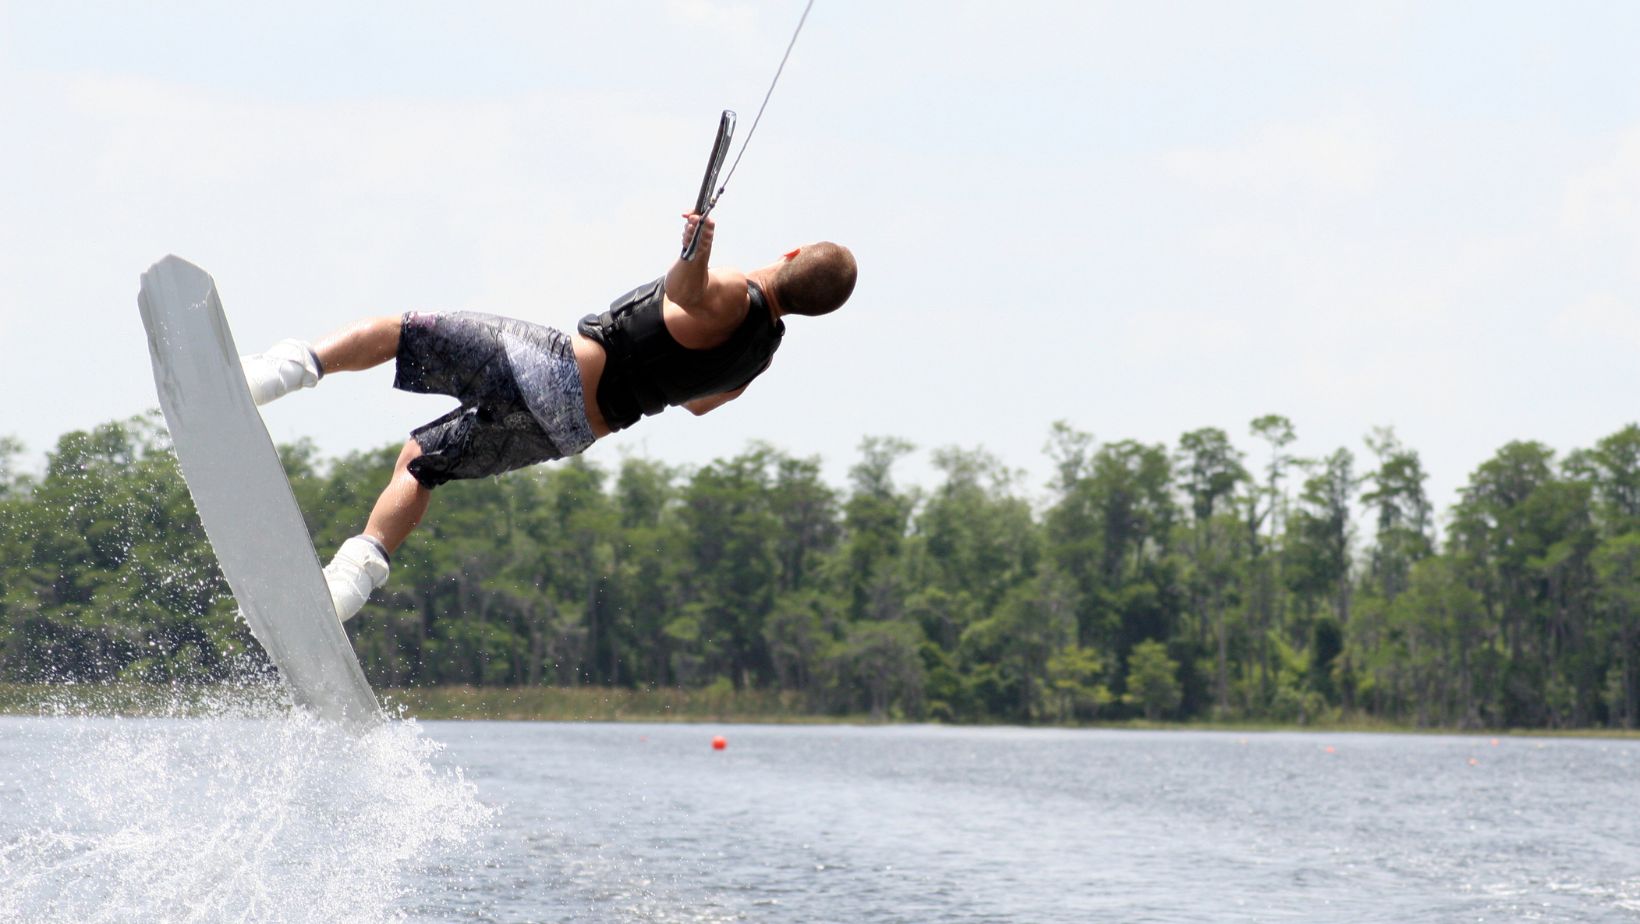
243,339,323,406
323,535,390,623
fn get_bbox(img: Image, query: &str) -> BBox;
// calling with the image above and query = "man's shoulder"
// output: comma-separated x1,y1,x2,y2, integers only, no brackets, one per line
684,268,751,320
663,269,751,347
705,265,750,298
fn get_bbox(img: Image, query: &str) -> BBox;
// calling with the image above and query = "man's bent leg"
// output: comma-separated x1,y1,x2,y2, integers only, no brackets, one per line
326,439,430,622
325,536,389,623
364,439,433,554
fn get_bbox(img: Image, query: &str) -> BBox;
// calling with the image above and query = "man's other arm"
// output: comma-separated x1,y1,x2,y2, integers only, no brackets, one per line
683,384,748,416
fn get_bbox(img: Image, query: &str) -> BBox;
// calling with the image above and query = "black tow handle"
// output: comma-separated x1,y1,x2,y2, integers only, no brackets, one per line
681,110,737,262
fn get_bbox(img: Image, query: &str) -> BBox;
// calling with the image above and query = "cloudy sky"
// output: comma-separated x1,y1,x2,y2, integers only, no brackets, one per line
3,1,1640,525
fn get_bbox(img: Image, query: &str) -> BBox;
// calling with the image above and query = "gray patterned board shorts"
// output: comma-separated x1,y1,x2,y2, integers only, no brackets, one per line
396,311,596,488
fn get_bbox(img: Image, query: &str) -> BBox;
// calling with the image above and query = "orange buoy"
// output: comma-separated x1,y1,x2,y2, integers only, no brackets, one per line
712,735,727,751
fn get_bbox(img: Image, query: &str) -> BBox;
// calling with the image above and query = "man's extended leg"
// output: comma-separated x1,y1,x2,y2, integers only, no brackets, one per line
313,316,402,373
324,438,430,622
242,315,401,405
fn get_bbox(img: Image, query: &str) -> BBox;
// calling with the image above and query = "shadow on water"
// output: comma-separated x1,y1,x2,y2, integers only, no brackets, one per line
0,680,493,924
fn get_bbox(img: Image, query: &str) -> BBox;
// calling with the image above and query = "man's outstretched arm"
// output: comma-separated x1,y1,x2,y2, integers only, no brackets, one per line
667,212,713,308
666,212,742,318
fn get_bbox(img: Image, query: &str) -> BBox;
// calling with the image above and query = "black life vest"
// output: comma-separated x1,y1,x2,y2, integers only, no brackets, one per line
577,277,784,432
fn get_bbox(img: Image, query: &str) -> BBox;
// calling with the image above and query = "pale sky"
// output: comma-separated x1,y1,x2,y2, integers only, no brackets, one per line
4,2,1640,527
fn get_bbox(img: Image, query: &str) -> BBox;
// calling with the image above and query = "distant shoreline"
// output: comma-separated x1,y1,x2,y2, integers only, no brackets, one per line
4,683,1638,739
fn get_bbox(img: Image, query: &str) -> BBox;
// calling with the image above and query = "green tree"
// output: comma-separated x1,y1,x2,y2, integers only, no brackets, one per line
1592,532,1640,727
842,437,917,622
1073,439,1177,653
1242,414,1297,709
1045,644,1112,722
1575,424,1640,535
1123,639,1182,721
964,567,1077,722
918,446,1039,617
1044,422,1106,648
837,619,925,719
608,457,686,686
763,588,841,701
1451,441,1601,726
0,435,27,499
768,450,841,594
1284,448,1357,668
679,447,782,688
1176,426,1246,714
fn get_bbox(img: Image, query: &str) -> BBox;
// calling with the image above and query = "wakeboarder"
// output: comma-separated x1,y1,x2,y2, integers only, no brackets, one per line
240,213,856,621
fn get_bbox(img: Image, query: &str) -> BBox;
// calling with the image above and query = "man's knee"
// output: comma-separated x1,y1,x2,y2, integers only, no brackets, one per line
397,437,446,492
394,439,426,480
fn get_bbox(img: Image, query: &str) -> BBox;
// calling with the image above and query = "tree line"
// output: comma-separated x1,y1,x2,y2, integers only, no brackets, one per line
3,412,1639,729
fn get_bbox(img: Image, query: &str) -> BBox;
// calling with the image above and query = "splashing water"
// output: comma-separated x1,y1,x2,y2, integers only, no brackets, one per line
0,683,493,924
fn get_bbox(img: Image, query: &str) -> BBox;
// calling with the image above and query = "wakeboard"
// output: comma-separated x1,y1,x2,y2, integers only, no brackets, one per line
138,255,381,727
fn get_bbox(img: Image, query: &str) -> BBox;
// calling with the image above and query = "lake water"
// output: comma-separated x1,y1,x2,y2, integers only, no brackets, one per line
2,692,1638,923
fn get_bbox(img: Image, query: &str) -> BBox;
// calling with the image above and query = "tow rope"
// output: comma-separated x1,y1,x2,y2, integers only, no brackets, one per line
682,0,817,261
